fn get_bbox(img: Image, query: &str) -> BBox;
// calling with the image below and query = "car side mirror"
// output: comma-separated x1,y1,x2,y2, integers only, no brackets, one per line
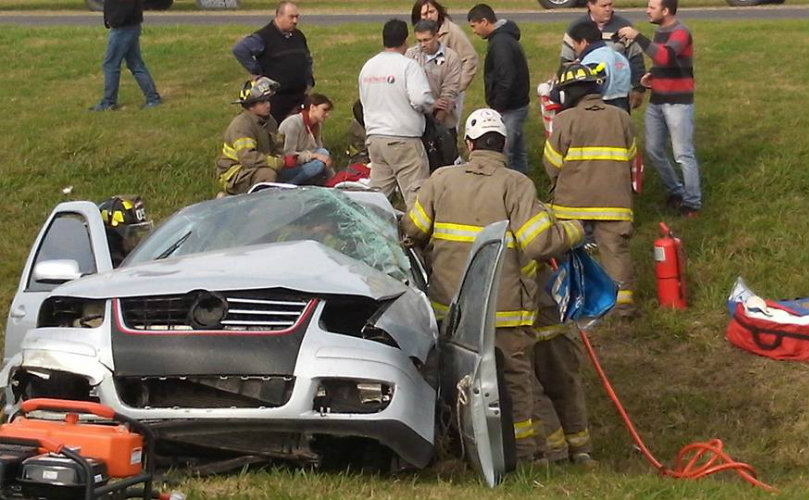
32,260,82,284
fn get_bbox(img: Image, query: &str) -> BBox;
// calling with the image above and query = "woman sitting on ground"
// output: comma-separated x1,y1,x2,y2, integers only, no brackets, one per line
278,93,334,185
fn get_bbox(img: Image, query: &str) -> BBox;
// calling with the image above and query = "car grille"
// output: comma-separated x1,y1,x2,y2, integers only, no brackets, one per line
115,376,295,409
118,289,313,332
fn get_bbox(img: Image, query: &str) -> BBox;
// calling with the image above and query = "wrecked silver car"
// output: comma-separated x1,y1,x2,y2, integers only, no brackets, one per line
2,186,512,486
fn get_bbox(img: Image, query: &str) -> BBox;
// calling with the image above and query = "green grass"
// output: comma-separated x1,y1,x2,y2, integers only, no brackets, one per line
2,17,809,499
2,0,809,11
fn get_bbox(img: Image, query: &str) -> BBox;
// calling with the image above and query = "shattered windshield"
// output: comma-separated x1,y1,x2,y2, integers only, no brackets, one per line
125,188,410,281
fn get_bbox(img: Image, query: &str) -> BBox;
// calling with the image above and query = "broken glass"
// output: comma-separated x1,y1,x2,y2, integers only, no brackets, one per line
126,188,410,281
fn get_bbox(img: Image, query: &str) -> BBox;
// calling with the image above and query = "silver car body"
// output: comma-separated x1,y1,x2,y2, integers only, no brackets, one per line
1,187,510,485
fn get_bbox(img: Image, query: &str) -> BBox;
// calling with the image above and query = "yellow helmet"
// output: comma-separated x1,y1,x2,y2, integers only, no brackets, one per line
557,63,605,89
99,195,153,254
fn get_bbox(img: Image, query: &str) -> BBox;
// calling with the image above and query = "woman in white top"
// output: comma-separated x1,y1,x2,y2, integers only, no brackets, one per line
277,93,334,185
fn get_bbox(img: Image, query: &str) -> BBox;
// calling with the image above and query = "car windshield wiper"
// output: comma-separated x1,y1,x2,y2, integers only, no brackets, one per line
156,231,192,260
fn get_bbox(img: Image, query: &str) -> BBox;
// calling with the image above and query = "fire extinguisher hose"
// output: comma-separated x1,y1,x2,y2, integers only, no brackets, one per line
578,327,777,492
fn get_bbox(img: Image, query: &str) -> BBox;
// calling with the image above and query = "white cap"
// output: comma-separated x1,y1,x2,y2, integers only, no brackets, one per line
464,108,507,140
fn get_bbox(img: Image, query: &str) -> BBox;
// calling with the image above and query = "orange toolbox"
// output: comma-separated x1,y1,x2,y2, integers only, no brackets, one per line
0,399,145,478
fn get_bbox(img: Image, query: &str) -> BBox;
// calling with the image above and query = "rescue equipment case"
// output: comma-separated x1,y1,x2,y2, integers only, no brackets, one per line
726,278,809,361
0,398,155,500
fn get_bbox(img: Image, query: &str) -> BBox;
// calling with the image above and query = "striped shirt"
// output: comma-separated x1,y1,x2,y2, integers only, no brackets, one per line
636,21,694,105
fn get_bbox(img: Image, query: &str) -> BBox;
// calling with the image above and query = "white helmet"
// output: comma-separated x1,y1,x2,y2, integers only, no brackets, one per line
464,108,507,140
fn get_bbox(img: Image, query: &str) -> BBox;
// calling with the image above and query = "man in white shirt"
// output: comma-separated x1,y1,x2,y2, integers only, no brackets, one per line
359,19,435,209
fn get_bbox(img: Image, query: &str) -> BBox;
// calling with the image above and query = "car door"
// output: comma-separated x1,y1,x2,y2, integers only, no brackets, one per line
3,201,112,364
439,220,512,488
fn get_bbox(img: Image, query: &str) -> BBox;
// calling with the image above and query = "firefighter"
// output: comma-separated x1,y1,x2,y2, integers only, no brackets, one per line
216,77,286,196
401,108,584,465
531,266,595,467
543,63,637,318
98,195,153,267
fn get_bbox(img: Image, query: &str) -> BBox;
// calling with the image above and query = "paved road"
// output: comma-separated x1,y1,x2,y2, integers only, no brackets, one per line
1,5,807,26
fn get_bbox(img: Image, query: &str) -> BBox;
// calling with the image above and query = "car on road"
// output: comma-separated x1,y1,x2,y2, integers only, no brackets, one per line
84,0,239,12
537,0,782,8
1,186,513,486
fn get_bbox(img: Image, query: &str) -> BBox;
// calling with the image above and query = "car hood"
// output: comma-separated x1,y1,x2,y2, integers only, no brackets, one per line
53,240,409,301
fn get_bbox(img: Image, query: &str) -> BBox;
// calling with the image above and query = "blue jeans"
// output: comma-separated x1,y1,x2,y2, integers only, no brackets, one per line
501,105,529,174
278,148,329,185
645,103,701,210
99,24,160,107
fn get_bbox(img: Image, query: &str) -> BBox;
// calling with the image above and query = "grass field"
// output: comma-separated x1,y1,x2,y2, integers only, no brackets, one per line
2,0,809,11
2,15,809,500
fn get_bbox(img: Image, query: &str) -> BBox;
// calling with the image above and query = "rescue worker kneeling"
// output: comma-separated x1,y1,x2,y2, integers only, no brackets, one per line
401,108,584,465
543,63,638,318
216,77,286,195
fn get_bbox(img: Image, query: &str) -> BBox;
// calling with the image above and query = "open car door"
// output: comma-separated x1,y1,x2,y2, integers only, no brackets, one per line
3,202,112,365
440,220,512,487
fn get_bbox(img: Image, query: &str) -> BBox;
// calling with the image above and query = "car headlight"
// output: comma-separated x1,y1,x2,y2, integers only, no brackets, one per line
37,297,106,328
319,297,399,349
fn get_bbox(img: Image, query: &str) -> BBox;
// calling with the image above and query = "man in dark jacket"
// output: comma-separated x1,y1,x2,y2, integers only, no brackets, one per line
90,0,161,111
468,4,530,175
233,1,314,123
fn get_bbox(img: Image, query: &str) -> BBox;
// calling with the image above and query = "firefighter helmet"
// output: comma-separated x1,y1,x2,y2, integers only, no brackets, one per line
464,108,507,140
557,62,605,89
99,195,153,256
234,77,280,105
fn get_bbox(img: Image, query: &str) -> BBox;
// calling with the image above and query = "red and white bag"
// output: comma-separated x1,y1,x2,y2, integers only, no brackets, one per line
726,278,809,361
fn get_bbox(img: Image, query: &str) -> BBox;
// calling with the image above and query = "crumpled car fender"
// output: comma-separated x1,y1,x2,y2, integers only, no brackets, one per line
371,289,438,364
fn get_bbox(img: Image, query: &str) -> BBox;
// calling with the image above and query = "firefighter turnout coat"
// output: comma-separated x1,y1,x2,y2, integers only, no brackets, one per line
401,149,584,328
542,94,636,222
216,110,285,194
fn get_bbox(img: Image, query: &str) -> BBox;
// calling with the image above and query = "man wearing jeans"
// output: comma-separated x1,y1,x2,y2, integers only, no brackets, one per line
468,4,530,174
90,0,161,111
618,0,700,217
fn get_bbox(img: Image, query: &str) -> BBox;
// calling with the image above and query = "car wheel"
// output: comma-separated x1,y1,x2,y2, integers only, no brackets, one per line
196,0,241,9
537,0,582,8
724,0,763,5
85,0,103,12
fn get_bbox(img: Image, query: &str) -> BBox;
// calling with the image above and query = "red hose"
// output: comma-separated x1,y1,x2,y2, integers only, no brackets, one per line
578,327,777,492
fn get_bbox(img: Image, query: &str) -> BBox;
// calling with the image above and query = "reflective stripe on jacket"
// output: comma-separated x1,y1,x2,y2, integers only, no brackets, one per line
543,94,636,222
401,149,584,328
215,110,284,187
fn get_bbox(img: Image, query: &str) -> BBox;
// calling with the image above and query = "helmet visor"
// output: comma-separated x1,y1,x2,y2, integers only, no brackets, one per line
118,220,154,252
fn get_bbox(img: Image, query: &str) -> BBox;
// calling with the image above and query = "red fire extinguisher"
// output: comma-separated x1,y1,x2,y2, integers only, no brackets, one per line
654,222,687,309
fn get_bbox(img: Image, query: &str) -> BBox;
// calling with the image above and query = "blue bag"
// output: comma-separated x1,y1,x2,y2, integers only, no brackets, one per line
547,248,618,322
